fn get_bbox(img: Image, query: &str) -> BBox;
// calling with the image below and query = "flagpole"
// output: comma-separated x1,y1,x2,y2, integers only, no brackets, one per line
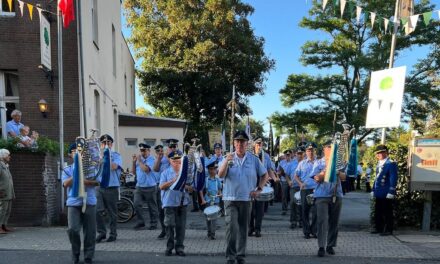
57,3,65,212
381,0,400,144
230,84,236,152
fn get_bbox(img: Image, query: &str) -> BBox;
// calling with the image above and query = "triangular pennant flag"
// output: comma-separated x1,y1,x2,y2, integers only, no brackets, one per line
370,12,376,29
364,12,369,25
340,0,346,18
37,7,42,21
27,3,33,20
409,14,420,29
376,16,383,32
333,0,339,6
389,102,394,111
423,11,433,26
378,100,383,109
356,6,362,24
401,17,409,27
7,0,12,12
348,2,355,18
323,0,329,10
18,0,24,17
384,18,389,33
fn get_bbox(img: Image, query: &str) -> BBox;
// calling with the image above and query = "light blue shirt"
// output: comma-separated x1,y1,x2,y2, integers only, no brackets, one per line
278,159,297,183
310,158,343,198
6,120,23,137
62,164,97,206
204,176,221,204
160,167,190,208
221,152,267,201
154,156,170,184
96,151,122,187
289,158,300,188
135,155,156,188
295,158,317,190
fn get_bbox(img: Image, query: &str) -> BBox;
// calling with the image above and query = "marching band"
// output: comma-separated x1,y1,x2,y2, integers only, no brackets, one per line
63,127,389,264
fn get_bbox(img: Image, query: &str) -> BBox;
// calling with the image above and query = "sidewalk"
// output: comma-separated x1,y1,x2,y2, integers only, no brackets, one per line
0,191,438,260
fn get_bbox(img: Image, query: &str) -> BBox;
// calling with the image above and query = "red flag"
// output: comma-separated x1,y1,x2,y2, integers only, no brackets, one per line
58,0,75,28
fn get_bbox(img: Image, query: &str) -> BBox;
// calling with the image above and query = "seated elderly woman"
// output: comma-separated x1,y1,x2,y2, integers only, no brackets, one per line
16,126,39,149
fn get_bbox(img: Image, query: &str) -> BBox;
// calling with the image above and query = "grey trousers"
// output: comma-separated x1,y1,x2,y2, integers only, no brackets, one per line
207,218,217,236
301,189,317,236
0,200,12,225
96,187,118,238
67,205,96,261
225,201,251,261
156,185,165,231
249,200,264,232
134,186,159,226
289,187,302,224
164,206,187,252
281,181,289,211
316,197,342,248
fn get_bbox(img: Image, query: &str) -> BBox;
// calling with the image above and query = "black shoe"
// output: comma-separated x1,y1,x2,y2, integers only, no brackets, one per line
84,258,93,264
304,234,310,239
191,208,199,212
165,250,173,256
176,251,186,257
380,232,392,236
318,247,325,257
237,259,246,264
133,223,145,230
72,256,79,264
210,235,216,240
290,223,296,229
106,236,116,242
311,233,317,239
299,222,303,228
281,211,287,215
326,247,335,255
255,231,261,237
95,234,106,243
226,260,235,264
248,230,254,237
370,230,381,234
148,226,157,230
157,230,166,239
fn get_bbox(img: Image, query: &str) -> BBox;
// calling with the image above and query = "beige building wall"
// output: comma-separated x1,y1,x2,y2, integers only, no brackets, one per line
79,0,135,149
118,126,185,171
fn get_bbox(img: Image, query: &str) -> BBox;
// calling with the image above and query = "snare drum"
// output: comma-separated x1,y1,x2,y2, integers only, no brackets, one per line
294,191,301,205
255,186,274,202
203,205,221,221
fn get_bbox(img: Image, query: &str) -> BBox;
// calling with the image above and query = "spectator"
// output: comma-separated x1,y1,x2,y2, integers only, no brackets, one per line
6,110,24,138
0,149,14,234
356,162,363,190
17,126,39,149
365,164,372,192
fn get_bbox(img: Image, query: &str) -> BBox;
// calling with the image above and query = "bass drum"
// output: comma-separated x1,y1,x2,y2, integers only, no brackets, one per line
294,191,301,205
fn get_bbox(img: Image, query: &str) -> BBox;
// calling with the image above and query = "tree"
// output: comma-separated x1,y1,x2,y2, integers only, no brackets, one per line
272,0,440,142
136,107,152,116
235,117,265,139
124,0,274,143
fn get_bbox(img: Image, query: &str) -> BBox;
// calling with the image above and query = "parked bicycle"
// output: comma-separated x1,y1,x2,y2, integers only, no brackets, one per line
117,171,136,223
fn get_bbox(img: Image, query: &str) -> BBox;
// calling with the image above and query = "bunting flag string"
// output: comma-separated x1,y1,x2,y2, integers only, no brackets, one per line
27,3,33,20
321,0,440,36
7,0,12,12
17,0,24,17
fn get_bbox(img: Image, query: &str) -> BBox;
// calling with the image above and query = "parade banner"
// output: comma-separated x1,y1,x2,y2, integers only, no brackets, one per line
208,130,222,150
366,66,406,128
40,14,51,70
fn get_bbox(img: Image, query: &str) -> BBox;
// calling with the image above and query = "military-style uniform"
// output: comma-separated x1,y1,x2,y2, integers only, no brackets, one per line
160,150,190,256
203,160,221,239
310,152,343,257
62,143,97,264
96,135,122,243
133,143,159,230
219,131,267,264
277,150,296,214
372,145,398,236
289,147,304,228
153,144,169,239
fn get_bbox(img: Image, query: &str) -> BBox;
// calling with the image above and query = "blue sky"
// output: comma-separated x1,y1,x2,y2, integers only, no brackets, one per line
123,0,440,134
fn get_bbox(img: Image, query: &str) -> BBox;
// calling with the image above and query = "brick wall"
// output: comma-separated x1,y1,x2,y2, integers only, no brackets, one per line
0,0,80,142
8,152,60,226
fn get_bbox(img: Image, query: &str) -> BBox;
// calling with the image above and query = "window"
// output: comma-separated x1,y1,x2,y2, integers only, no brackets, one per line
144,138,156,147
130,84,134,113
92,0,99,48
0,72,20,139
125,138,137,147
94,90,100,132
1,0,16,17
112,24,116,76
124,74,127,105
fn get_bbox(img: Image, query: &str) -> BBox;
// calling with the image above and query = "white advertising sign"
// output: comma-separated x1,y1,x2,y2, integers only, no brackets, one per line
365,66,406,128
40,14,51,70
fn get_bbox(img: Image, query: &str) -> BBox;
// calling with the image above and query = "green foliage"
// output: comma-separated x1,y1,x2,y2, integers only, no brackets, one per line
364,142,439,229
236,117,265,139
272,0,440,142
124,0,274,135
0,136,63,156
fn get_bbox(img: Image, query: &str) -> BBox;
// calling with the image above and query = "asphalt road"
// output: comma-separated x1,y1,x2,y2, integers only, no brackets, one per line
0,250,438,264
